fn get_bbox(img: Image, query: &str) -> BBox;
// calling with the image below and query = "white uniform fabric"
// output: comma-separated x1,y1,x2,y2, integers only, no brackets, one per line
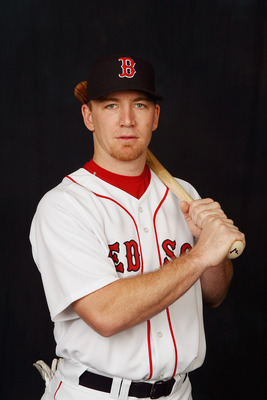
30,167,206,398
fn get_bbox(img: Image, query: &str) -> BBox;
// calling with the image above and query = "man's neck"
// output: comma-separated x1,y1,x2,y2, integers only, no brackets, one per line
92,153,147,177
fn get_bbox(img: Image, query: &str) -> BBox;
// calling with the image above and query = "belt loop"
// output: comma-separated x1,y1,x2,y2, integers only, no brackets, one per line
119,378,132,400
110,377,123,399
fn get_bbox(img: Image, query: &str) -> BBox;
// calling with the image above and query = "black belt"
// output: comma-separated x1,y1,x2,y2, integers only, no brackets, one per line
79,370,179,399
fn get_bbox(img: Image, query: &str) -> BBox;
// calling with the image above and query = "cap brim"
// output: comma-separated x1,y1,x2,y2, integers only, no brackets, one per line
88,86,163,101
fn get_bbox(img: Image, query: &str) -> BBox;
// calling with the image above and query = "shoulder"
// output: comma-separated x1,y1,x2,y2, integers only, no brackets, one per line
149,170,201,201
32,166,120,227
33,168,94,217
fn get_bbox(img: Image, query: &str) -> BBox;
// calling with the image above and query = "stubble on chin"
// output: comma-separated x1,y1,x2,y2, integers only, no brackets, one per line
110,144,145,162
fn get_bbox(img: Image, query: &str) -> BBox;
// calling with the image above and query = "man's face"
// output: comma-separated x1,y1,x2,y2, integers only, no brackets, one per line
82,90,160,169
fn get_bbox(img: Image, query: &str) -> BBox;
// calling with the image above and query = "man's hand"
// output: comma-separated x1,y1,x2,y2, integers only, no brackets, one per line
180,198,229,238
180,198,245,268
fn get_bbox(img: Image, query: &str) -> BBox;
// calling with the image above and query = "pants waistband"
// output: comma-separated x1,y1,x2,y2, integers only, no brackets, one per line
79,370,187,399
57,359,188,399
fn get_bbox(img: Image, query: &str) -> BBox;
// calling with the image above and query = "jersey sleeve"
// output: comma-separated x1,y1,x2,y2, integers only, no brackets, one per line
30,187,119,322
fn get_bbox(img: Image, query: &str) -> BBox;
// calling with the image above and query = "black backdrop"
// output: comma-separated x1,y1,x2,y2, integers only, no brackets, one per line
1,1,266,399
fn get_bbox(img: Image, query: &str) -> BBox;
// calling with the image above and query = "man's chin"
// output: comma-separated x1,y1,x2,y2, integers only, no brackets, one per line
111,146,144,162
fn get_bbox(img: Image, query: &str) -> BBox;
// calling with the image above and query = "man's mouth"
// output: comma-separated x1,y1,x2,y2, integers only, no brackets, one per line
118,136,138,141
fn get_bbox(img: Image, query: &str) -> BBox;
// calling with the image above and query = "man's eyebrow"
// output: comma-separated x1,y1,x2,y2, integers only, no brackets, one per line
96,96,119,103
133,96,151,102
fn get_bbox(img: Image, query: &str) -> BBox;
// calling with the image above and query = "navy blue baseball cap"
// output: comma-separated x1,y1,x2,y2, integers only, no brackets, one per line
86,55,163,101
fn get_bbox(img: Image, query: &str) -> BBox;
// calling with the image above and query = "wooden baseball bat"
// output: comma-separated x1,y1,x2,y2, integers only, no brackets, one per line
74,81,245,259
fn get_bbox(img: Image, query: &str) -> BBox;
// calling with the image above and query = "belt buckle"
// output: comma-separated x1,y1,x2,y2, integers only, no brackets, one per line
149,379,174,399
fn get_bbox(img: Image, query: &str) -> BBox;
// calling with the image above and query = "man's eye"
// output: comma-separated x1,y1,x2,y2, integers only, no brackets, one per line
135,103,145,108
106,104,117,109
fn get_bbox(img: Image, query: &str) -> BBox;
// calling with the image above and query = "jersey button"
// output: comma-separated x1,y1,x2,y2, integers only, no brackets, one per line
139,207,143,213
157,331,163,338
144,227,149,233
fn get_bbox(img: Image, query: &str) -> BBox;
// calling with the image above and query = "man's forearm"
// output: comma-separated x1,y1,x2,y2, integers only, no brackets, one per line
200,258,234,307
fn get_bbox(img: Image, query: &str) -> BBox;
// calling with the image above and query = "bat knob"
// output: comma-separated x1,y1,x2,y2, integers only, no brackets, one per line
228,240,245,259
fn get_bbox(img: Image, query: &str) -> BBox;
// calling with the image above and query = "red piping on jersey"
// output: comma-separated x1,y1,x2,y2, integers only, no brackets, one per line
54,381,62,399
153,187,178,378
66,175,82,185
166,308,178,377
147,320,153,379
153,188,169,263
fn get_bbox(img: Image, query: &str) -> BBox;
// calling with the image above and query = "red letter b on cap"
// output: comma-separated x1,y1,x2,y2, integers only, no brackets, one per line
118,57,136,78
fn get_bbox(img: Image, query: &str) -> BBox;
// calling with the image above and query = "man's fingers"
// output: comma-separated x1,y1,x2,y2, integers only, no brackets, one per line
180,200,190,211
188,199,228,229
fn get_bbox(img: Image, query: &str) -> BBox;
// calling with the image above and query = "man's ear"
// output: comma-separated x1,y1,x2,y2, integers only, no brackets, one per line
152,104,160,132
81,104,94,132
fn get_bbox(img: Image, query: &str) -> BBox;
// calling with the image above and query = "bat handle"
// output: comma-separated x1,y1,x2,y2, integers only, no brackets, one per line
227,240,245,259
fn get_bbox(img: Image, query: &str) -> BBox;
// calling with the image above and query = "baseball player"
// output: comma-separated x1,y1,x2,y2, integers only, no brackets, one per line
30,55,245,400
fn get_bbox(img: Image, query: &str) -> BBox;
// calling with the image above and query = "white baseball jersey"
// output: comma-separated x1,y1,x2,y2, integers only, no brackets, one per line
30,166,206,382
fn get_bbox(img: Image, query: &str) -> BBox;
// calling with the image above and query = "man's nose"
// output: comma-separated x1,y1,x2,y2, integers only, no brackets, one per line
119,106,135,127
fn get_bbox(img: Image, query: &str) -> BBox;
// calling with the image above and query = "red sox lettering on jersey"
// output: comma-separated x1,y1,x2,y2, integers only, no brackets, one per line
118,57,136,78
109,239,192,273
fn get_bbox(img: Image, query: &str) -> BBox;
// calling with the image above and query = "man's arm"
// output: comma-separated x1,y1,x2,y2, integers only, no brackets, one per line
72,198,244,337
200,258,233,307
72,251,204,337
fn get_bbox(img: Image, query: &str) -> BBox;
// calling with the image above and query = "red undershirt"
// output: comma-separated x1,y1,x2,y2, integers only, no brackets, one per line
83,160,151,199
